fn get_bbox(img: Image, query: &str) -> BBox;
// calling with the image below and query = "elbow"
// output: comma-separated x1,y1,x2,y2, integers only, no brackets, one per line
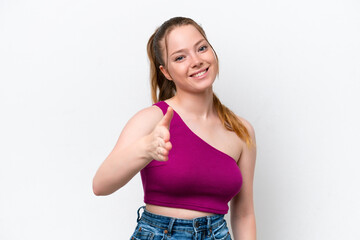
92,178,105,196
92,167,126,196
92,177,119,196
92,186,101,196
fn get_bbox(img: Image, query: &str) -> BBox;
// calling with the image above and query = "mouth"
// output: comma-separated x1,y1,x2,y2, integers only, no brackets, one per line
190,67,209,78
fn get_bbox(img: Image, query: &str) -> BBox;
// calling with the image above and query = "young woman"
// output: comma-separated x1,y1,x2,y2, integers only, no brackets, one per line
93,16,257,240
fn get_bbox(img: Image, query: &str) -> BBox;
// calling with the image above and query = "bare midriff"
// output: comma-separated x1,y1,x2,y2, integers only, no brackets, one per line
145,203,217,219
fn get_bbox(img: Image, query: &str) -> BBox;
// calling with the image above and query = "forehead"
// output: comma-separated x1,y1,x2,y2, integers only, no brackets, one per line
165,25,205,52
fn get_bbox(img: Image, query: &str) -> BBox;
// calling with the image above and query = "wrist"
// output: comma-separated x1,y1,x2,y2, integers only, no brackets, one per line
138,134,153,163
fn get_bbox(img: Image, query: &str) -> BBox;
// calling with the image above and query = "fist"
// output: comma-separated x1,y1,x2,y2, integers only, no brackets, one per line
147,106,174,161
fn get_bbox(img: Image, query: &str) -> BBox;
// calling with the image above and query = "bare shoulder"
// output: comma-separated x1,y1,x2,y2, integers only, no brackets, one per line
236,115,255,137
123,104,164,132
111,104,163,151
236,115,257,166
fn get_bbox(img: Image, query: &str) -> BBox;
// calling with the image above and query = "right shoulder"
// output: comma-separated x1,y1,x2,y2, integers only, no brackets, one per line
110,104,164,151
128,104,164,129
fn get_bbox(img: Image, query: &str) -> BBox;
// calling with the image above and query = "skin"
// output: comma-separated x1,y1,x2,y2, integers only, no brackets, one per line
92,24,256,239
160,25,257,239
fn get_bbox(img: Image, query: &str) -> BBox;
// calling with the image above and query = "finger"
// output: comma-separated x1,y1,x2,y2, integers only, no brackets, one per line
160,148,169,156
157,151,168,161
157,147,163,155
159,128,170,142
158,106,173,129
164,141,172,151
157,139,165,148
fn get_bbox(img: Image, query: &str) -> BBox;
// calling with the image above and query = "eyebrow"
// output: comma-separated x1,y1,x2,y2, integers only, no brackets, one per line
169,39,207,57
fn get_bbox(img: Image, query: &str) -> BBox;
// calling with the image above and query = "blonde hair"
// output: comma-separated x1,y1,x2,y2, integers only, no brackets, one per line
147,17,254,148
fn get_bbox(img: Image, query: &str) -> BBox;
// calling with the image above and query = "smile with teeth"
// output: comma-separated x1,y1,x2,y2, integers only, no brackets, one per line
191,68,208,78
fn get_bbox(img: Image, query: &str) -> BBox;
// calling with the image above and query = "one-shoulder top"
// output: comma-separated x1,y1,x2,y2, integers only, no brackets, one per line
140,101,243,214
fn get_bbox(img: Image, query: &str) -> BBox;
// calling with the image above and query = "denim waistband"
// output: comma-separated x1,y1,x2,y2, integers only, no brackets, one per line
136,205,225,232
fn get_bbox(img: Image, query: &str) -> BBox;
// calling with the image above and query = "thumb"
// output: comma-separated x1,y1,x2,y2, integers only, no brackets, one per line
159,106,174,129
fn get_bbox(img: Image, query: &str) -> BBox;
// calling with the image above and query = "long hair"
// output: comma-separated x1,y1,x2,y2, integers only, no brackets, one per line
147,17,254,148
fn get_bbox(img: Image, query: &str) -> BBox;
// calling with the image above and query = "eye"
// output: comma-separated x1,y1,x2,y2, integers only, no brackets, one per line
175,56,184,62
199,45,208,52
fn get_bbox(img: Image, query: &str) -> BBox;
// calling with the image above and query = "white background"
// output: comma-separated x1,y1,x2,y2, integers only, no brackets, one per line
1,0,359,239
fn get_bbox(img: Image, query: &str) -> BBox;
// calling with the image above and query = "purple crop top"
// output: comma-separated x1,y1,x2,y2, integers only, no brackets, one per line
140,101,243,214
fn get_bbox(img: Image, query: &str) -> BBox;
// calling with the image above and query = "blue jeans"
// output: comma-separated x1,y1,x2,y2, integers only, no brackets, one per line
130,205,232,240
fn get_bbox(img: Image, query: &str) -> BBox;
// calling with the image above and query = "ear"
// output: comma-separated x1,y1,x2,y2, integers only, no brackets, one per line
159,65,173,81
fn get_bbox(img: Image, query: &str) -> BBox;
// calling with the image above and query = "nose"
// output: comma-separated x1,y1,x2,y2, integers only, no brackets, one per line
190,53,203,68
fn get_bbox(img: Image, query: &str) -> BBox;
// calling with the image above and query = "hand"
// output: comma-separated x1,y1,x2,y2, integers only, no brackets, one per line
146,106,174,161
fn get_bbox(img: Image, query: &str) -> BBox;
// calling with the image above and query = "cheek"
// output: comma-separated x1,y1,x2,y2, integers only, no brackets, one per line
206,52,217,63
169,64,189,77
206,53,218,73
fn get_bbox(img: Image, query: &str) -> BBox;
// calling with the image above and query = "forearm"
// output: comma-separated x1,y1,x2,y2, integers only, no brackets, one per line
231,214,256,240
92,135,152,196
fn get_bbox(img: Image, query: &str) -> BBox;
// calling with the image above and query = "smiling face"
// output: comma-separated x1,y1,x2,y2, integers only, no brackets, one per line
159,24,218,94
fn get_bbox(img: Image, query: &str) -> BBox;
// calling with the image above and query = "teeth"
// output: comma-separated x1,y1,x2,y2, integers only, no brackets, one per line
192,69,207,77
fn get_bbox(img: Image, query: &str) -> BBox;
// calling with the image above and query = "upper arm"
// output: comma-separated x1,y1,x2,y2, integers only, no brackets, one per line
109,105,163,154
230,116,257,217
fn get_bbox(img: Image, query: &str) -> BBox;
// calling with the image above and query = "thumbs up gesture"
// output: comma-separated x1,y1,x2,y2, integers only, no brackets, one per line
147,106,174,162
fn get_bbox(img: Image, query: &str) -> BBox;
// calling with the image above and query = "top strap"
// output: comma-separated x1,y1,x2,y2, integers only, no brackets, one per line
152,101,168,115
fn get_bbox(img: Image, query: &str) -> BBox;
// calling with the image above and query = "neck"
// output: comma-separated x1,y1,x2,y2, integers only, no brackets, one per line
171,87,215,120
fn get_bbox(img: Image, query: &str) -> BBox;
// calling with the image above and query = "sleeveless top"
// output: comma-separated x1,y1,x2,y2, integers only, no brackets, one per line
140,101,243,214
